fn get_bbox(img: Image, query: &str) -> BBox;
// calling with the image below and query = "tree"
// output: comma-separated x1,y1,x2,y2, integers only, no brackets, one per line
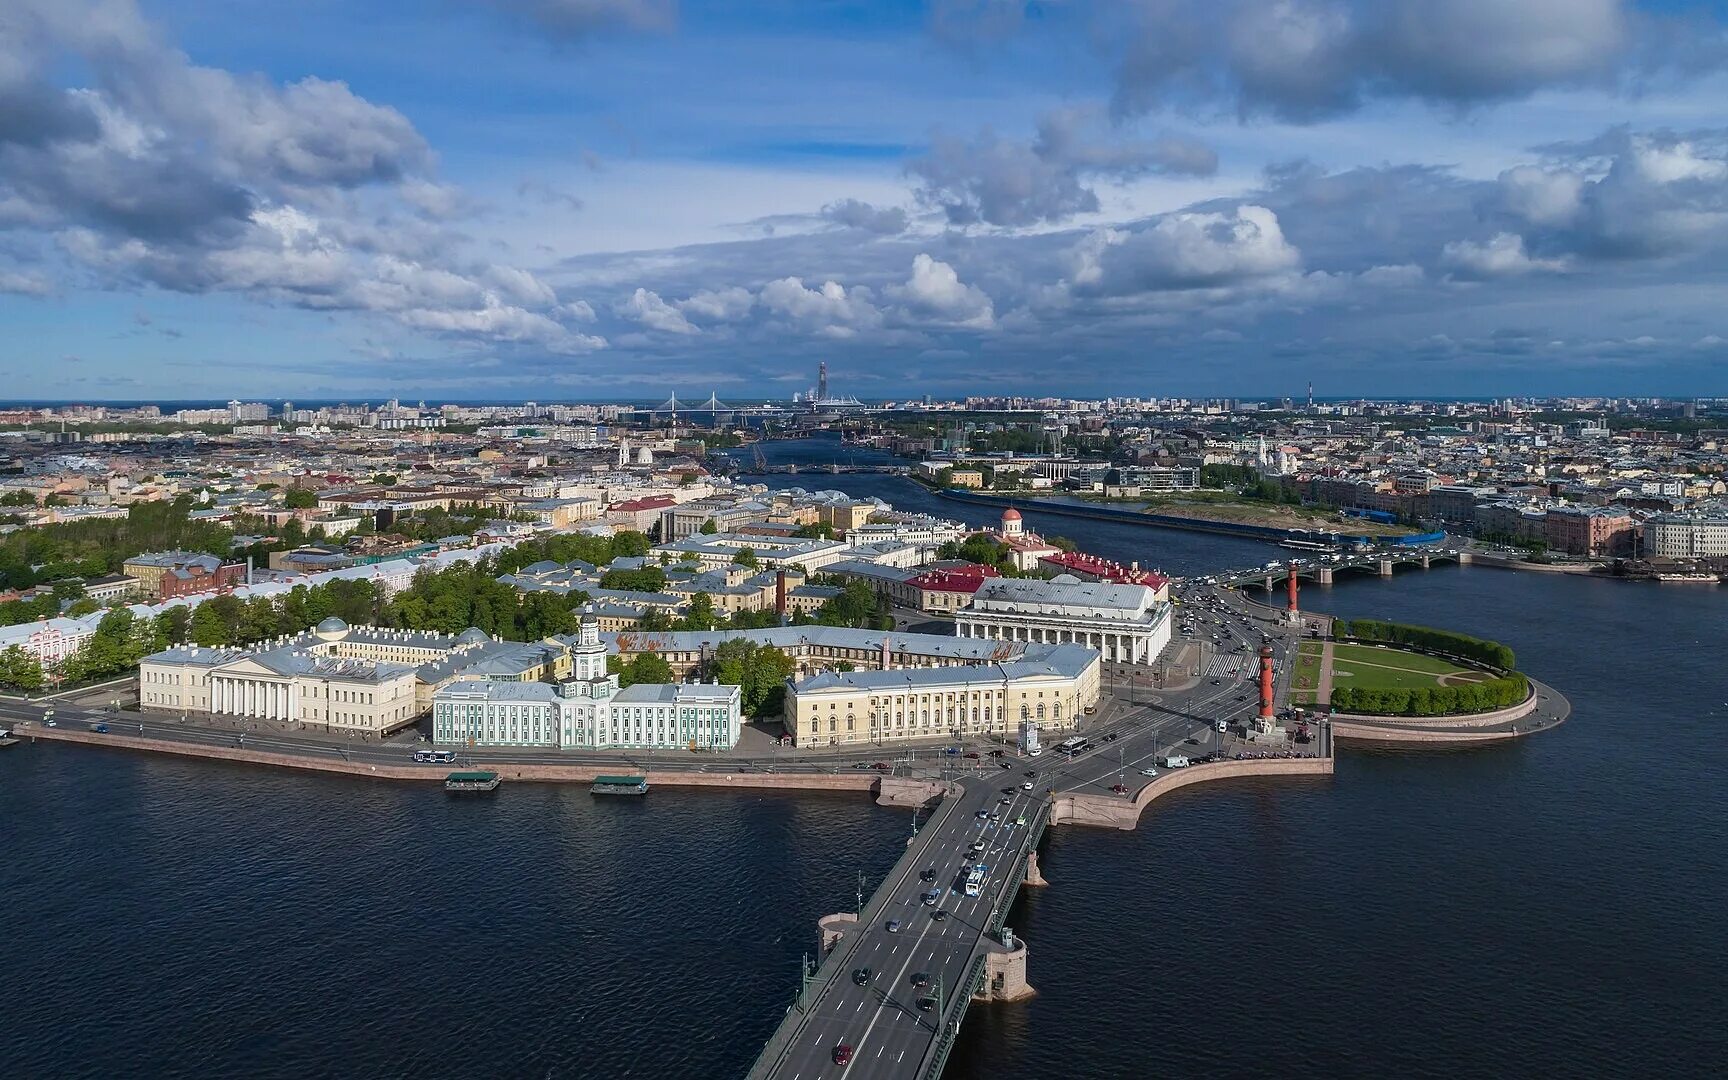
681,591,717,630
711,639,796,717
601,567,667,593
370,473,398,487
793,522,835,540
283,488,318,509
732,547,759,569
699,518,719,534
0,490,36,507
0,644,44,692
609,651,675,688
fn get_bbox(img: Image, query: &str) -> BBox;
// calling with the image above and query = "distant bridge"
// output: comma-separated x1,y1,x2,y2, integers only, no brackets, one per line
1214,546,1473,590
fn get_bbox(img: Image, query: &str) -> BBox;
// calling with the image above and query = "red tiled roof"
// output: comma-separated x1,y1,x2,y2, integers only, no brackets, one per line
1038,550,1170,588
907,563,1001,592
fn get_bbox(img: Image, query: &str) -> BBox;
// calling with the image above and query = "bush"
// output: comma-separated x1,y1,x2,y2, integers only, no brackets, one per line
1331,673,1528,716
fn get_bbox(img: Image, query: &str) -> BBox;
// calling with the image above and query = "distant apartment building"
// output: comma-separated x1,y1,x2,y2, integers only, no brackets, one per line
1542,505,1635,557
1642,508,1728,558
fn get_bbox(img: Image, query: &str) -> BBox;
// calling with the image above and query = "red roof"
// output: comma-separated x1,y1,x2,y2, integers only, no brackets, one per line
1038,550,1170,588
1001,508,1022,520
907,563,1000,593
609,495,677,512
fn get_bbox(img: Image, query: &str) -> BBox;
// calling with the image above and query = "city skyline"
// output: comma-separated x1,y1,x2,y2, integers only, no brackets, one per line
6,1,1728,399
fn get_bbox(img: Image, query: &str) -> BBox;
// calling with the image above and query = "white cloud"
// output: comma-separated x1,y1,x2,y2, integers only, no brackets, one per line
1077,205,1301,294
677,285,755,322
621,286,699,334
1441,232,1570,278
887,253,996,328
757,277,881,338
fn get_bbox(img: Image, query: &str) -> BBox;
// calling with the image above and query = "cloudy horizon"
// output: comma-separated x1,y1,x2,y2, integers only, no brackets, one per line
4,0,1728,399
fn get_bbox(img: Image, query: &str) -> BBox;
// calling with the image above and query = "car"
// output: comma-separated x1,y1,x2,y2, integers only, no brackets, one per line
975,810,990,819
1184,737,1200,745
851,761,872,770
912,971,931,987
90,722,109,734
885,919,901,933
1102,732,1118,742
1020,781,1033,791
930,909,947,921
916,995,936,1012
1002,786,1017,795
920,868,936,882
833,1044,854,1065
1024,770,1036,777
1139,767,1158,778
998,761,1012,769
852,967,872,986
44,717,57,727
1012,815,1027,827
1211,679,1221,685
998,796,1010,806
872,762,890,771
988,749,1005,757
963,752,980,759
1111,783,1128,795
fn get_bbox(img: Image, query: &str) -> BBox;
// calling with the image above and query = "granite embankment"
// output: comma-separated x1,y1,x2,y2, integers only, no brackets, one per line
1051,756,1334,831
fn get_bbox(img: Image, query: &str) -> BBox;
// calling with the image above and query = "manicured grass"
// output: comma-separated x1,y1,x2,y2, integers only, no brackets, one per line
1326,643,1476,692
1291,641,1323,693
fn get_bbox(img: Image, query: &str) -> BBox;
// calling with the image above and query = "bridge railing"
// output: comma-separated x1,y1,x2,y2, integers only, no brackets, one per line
920,953,988,1080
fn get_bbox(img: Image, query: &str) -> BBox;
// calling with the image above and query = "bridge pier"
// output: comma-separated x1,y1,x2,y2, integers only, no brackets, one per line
1024,849,1048,887
1458,551,1473,565
1264,574,1274,591
818,912,857,957
973,935,1035,1003
1378,558,1394,577
1317,566,1333,585
1421,554,1431,569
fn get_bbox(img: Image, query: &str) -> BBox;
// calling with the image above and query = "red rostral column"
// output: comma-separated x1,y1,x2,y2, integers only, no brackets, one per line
1286,561,1300,612
1259,644,1276,720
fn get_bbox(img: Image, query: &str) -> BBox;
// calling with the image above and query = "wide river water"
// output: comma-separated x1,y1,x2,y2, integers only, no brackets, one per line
3,440,1723,1078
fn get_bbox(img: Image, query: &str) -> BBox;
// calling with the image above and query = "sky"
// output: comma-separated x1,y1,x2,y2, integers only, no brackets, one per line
4,0,1728,401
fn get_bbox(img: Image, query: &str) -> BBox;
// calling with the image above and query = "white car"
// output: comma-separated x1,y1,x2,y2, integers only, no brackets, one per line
1139,767,1158,778
1020,781,1033,790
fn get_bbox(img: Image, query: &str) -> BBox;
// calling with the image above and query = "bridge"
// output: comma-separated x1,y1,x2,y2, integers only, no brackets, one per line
749,580,1321,1079
749,464,911,476
1213,543,1473,591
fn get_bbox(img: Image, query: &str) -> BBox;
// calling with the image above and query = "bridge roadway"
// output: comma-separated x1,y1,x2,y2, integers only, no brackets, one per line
1210,536,1472,590
753,587,1301,1079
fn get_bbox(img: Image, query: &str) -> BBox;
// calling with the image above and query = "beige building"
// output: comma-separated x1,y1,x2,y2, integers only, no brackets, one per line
140,618,570,735
784,642,1099,748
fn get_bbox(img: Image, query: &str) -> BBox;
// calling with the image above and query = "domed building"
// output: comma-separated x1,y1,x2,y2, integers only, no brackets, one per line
312,616,350,642
1000,507,1024,537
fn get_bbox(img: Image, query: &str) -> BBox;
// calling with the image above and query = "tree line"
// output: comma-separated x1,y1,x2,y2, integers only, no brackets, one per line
1335,619,1516,671
1329,673,1529,717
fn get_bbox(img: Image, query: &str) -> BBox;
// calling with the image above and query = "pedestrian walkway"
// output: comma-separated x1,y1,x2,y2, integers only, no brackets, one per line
1315,641,1335,706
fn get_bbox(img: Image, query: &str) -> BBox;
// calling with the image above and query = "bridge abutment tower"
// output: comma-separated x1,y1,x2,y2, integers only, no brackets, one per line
973,933,1035,1003
818,912,857,957
1317,566,1333,585
1024,850,1048,886
1378,558,1394,577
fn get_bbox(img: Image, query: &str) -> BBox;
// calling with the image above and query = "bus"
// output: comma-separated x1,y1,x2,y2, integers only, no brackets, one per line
964,864,989,898
1055,736,1090,756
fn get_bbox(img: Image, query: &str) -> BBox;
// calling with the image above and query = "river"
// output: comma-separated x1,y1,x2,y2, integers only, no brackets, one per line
2,439,1721,1078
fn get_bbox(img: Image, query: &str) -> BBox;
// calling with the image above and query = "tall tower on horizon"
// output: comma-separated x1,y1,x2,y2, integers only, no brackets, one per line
817,361,829,403
1307,381,1313,411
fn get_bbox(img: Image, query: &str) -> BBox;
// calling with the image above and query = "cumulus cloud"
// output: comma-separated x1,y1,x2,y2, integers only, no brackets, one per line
1102,0,1702,122
0,0,602,355
1073,205,1302,294
481,0,677,39
821,199,910,234
677,285,755,322
887,254,996,328
757,277,882,338
909,107,1218,227
621,287,699,334
1441,232,1571,278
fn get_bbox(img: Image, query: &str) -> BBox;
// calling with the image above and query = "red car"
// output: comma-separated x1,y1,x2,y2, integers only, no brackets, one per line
1111,783,1129,795
833,1044,853,1065
872,762,890,771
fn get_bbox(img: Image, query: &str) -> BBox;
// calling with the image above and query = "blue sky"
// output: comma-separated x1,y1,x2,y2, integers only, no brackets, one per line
4,0,1728,400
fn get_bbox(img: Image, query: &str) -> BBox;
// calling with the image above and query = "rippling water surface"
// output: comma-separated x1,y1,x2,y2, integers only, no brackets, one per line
4,454,1724,1077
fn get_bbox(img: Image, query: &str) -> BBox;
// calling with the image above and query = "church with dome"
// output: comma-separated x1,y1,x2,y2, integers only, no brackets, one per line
139,616,571,737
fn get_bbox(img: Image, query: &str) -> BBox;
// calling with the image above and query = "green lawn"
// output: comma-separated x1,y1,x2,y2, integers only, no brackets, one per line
1290,641,1323,703
1326,643,1475,692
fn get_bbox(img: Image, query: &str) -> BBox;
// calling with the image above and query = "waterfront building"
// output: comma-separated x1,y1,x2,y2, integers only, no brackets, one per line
649,531,851,571
140,618,568,734
1641,507,1728,558
955,576,1172,664
0,617,94,664
432,617,741,750
1542,504,1635,557
784,642,1099,748
601,626,1036,680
